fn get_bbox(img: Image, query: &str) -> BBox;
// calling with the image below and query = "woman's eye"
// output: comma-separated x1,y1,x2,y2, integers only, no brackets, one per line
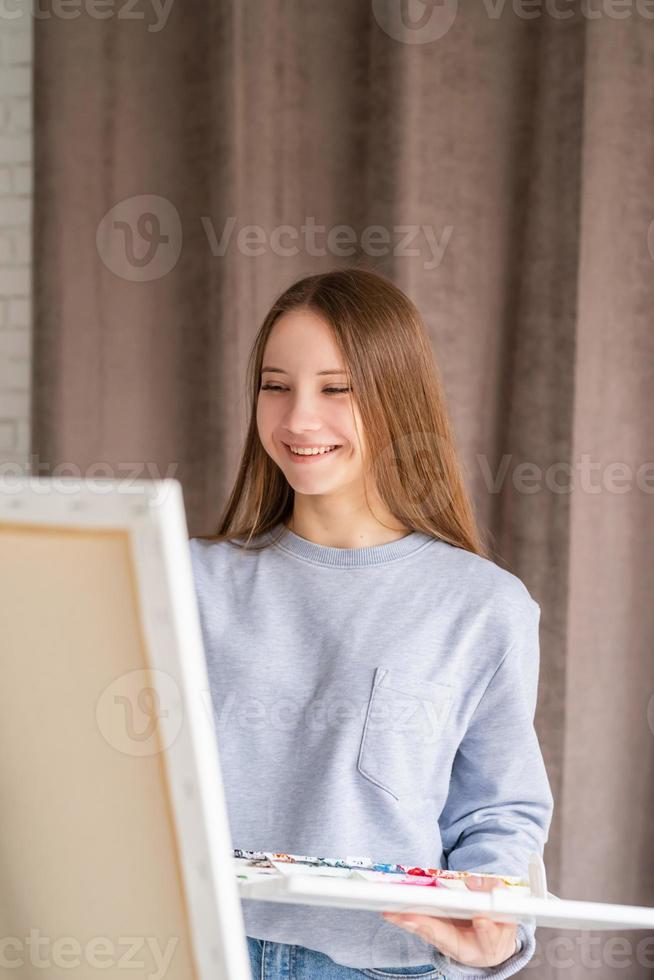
260,384,350,394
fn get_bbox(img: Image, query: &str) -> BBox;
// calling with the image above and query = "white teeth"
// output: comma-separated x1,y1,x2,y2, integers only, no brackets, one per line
289,445,337,455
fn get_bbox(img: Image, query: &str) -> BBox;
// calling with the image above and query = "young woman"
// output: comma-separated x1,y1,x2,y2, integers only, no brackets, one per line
190,267,554,980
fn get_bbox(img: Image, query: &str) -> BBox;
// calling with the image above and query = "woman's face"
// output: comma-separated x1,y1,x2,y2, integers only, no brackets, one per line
256,308,366,496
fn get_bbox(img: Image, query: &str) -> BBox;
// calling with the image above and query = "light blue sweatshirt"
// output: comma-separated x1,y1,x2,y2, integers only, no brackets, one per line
189,523,554,978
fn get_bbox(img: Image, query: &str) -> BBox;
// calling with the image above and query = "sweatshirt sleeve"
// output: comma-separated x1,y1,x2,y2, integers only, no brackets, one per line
433,600,554,980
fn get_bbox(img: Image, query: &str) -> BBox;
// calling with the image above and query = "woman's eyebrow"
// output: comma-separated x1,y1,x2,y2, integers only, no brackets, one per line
261,367,347,375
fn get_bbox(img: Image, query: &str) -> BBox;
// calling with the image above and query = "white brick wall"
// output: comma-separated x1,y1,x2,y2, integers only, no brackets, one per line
0,13,32,469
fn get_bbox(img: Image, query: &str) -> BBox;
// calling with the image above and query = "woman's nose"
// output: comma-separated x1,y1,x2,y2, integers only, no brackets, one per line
282,397,324,429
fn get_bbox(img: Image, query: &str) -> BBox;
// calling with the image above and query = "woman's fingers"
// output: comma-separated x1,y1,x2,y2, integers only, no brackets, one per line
464,873,508,891
382,876,517,967
384,912,474,960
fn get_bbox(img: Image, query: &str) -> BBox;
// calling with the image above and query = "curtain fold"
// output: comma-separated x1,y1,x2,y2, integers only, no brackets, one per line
33,4,654,977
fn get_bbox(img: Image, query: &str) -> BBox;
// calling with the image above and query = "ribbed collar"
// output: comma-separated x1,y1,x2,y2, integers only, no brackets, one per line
264,522,439,568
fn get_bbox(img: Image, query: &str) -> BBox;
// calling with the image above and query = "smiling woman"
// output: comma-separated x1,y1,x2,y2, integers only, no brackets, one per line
190,265,553,980
203,265,487,555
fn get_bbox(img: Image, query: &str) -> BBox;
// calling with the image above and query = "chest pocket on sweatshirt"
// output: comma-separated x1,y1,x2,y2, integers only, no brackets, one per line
356,666,453,801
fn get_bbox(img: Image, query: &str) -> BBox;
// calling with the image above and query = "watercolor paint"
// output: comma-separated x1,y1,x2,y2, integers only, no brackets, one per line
232,849,531,892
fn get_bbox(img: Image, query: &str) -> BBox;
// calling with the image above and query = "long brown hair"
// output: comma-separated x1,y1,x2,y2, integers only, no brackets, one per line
200,266,488,558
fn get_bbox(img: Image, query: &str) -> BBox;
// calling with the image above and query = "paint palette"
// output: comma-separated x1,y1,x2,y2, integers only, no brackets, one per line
234,848,654,932
233,849,531,894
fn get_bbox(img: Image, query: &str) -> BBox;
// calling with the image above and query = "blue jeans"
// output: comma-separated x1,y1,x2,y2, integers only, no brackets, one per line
246,937,446,979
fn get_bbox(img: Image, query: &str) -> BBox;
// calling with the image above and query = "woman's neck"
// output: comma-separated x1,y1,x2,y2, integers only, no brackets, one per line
285,510,411,549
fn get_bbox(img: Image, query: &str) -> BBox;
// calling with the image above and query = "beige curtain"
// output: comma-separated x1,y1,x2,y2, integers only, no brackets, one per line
33,3,654,976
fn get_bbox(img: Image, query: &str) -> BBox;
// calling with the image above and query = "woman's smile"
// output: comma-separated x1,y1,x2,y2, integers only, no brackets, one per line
281,442,343,463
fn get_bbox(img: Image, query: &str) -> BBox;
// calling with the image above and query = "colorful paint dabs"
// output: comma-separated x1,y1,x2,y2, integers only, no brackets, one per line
232,849,531,891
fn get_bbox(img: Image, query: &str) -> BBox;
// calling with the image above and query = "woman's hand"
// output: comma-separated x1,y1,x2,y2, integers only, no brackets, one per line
382,874,518,968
